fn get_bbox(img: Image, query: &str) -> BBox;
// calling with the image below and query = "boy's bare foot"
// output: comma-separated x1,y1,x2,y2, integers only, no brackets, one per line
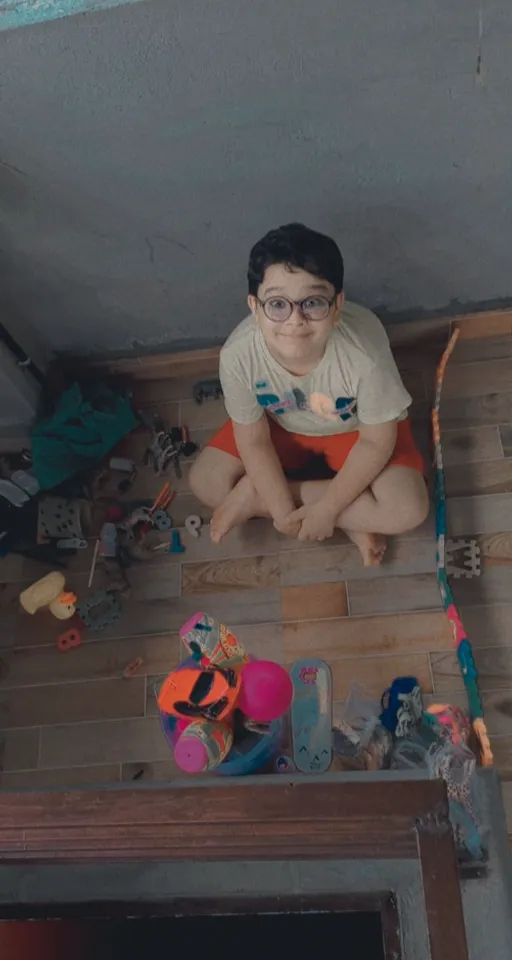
210,475,259,543
346,530,387,567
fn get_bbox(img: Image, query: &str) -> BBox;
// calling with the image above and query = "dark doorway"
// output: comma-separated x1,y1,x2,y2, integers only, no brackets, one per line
106,913,386,960
0,911,387,960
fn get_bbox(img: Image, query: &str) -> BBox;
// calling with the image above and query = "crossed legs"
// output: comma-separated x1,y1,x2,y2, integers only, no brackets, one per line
189,447,429,566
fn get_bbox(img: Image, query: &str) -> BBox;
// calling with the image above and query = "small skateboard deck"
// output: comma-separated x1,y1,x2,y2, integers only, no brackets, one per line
290,659,332,773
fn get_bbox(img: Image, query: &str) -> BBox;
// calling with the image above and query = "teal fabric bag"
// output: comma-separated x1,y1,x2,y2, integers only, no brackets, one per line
31,382,138,490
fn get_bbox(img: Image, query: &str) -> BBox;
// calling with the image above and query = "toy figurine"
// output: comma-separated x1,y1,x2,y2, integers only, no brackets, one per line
20,571,77,620
159,613,293,774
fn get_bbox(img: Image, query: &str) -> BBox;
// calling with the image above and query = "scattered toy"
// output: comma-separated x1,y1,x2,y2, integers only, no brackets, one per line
88,538,100,588
0,478,31,508
37,496,90,543
158,614,292,775
185,514,202,538
169,530,185,553
77,589,122,631
123,657,144,678
149,482,174,516
193,379,223,404
152,508,172,532
56,538,88,550
380,676,423,736
10,470,40,496
274,755,296,774
57,628,82,652
290,658,332,773
31,382,138,490
99,521,118,558
20,571,77,620
445,538,481,579
109,457,135,473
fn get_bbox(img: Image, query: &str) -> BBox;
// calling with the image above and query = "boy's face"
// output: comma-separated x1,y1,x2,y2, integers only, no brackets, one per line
248,264,344,369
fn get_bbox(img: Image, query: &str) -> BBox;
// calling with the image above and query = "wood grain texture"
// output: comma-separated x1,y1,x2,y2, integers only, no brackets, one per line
451,336,512,363
386,316,451,346
0,779,447,863
180,398,227,432
82,347,220,380
500,425,512,457
447,493,512,536
458,603,512,649
281,582,348,621
121,760,179,782
450,567,512,607
4,635,179,687
160,519,281,563
0,764,121,790
0,677,146,728
440,426,504,466
132,375,216,405
283,611,453,661
416,826,469,960
443,358,512,399
280,538,436,587
440,391,512,429
431,645,512,694
40,716,172,768
182,555,279,594
328,653,433,699
0,727,40,772
445,460,512,497
347,573,441,616
452,309,512,339
479,533,512,565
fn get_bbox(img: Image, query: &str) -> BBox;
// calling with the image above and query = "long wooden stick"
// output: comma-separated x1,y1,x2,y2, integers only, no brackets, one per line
432,329,492,765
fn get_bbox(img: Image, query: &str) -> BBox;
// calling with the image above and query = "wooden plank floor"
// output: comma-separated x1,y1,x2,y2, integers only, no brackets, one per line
1,329,512,838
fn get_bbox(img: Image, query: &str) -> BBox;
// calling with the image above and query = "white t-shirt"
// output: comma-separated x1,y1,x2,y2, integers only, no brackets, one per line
219,301,412,437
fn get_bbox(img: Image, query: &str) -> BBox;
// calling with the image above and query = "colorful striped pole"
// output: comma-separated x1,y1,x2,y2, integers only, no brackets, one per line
432,329,493,765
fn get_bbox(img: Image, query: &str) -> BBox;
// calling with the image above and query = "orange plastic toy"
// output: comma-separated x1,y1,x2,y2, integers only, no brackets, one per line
158,665,241,722
57,628,82,652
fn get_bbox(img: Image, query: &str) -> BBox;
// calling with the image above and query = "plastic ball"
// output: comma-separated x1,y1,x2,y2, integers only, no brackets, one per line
238,660,293,722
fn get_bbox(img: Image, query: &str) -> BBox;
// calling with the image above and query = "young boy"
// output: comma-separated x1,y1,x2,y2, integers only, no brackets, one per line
189,223,428,566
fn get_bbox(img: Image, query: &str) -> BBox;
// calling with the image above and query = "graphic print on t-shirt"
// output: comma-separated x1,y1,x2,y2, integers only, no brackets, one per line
254,382,357,422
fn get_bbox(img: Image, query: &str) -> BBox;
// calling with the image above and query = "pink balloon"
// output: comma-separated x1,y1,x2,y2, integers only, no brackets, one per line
238,660,293,722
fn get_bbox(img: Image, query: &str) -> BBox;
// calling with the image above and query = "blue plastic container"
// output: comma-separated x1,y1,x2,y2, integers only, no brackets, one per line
159,710,284,776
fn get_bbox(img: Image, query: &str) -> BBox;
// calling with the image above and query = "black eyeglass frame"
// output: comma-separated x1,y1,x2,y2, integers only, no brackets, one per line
255,294,338,323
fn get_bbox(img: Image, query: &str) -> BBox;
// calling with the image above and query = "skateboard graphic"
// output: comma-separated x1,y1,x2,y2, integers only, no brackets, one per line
290,658,332,773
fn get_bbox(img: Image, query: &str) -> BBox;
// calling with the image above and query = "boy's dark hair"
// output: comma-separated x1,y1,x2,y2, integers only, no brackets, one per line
248,223,344,296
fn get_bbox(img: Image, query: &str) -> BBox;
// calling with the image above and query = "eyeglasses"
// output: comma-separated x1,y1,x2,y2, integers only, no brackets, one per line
256,294,336,323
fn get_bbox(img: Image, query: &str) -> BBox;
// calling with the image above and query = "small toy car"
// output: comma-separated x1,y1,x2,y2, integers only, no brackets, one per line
193,379,223,404
157,665,241,722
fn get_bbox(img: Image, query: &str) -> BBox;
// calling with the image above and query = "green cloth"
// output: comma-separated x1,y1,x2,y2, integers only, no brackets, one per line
32,382,138,490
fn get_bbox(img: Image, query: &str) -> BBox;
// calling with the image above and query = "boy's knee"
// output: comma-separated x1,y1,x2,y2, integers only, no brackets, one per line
399,480,430,532
188,457,214,503
188,450,243,508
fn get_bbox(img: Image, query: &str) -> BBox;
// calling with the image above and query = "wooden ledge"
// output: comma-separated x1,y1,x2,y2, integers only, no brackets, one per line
66,308,512,381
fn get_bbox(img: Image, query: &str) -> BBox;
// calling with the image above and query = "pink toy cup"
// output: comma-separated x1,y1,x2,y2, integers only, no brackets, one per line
238,660,293,723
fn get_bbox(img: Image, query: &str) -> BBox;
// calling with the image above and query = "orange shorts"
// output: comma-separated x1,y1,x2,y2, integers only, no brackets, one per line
207,416,425,476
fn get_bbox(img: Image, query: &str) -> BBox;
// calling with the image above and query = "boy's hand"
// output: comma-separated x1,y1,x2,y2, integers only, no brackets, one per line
273,512,303,539
286,502,337,542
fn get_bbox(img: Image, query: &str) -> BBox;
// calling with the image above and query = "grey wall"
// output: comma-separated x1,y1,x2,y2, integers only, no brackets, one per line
1,0,511,355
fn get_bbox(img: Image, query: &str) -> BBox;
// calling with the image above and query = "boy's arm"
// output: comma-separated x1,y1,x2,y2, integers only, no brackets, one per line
234,418,298,530
288,420,397,541
320,419,397,516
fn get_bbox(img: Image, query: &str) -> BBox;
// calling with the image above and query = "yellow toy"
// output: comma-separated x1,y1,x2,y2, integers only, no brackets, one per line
20,572,77,620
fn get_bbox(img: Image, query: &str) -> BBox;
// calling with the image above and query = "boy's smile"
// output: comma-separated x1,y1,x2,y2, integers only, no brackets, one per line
248,263,344,375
